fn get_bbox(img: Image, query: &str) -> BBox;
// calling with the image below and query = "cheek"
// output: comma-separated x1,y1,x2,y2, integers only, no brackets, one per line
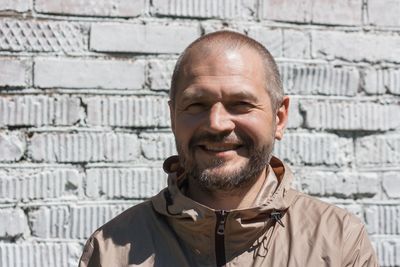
174,115,203,145
236,113,275,142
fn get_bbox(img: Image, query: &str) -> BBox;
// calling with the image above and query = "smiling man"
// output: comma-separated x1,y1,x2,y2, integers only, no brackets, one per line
79,31,378,267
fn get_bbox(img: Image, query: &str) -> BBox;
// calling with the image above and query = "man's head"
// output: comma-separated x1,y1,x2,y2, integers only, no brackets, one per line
169,31,289,193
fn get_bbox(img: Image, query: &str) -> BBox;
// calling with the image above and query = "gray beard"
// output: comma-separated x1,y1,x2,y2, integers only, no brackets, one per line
186,145,273,192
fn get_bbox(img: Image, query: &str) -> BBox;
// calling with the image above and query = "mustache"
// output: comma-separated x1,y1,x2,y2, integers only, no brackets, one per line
188,132,253,149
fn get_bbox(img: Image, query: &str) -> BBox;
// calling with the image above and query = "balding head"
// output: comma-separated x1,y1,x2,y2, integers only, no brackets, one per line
170,31,284,112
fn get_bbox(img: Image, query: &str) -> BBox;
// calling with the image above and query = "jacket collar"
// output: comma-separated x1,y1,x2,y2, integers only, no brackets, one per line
151,155,298,263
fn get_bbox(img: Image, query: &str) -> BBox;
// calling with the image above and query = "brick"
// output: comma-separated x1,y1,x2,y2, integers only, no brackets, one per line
140,132,352,165
152,0,257,19
0,95,82,127
85,96,170,127
300,101,400,131
311,0,362,25
29,132,139,162
86,167,167,198
0,58,31,87
0,0,31,12
371,236,400,267
34,58,145,89
282,29,311,59
286,97,303,128
90,23,199,54
35,0,147,17
0,169,83,202
0,132,25,162
148,60,176,90
364,68,400,95
29,204,135,239
0,208,29,238
356,134,400,166
278,63,359,96
247,27,282,58
0,19,86,52
312,30,400,62
368,0,400,27
299,171,379,197
260,0,362,25
382,172,400,198
0,243,81,267
274,133,353,166
140,133,176,160
260,0,311,23
365,205,400,235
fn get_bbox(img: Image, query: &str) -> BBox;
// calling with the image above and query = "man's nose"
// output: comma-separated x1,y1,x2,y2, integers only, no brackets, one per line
206,103,235,133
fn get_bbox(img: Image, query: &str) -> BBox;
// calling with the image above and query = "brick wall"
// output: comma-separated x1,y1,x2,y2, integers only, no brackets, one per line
0,0,399,266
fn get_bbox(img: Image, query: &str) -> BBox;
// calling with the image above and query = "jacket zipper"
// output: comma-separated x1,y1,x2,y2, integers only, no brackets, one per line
215,210,228,267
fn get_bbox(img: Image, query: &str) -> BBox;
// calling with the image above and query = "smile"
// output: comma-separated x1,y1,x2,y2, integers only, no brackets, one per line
198,143,242,152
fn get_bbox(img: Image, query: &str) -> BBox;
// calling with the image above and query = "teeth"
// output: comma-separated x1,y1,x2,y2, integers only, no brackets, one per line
204,145,239,152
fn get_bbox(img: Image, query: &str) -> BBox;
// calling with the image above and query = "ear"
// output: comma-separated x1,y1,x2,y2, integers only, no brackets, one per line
274,96,290,140
168,100,176,134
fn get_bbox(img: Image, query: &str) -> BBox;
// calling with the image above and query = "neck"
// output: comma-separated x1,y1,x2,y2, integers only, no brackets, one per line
186,168,268,210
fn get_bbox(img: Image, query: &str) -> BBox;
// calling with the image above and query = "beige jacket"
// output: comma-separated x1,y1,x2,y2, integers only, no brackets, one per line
79,156,378,267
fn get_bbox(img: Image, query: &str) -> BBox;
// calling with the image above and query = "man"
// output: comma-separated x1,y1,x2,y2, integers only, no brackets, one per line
79,31,378,266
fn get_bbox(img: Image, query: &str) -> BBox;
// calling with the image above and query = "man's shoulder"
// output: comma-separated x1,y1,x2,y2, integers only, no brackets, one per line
290,190,364,229
90,199,160,241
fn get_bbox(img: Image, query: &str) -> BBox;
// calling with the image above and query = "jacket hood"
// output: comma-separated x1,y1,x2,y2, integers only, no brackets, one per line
151,155,298,263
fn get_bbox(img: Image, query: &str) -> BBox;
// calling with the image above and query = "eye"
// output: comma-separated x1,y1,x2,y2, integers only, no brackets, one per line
229,101,254,113
184,103,208,113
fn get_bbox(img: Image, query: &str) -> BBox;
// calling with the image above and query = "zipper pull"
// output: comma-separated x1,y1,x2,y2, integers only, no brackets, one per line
270,210,285,227
216,210,227,235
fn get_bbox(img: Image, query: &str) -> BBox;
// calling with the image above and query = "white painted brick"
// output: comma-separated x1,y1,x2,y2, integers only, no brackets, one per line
382,172,400,199
365,205,400,235
0,243,81,267
85,96,170,127
247,27,283,58
0,131,25,162
260,0,362,25
152,0,257,19
140,132,352,165
0,95,82,127
148,60,176,90
0,169,83,202
140,133,176,160
90,23,199,54
278,63,359,96
311,0,362,25
364,68,400,95
356,134,400,166
0,0,31,12
34,58,145,89
312,30,400,62
260,0,311,23
86,167,167,198
35,0,147,17
0,19,86,52
282,29,310,59
368,0,400,27
286,97,303,128
201,22,246,36
0,208,29,237
300,101,400,131
29,204,134,239
299,171,379,197
371,236,400,267
0,58,31,87
274,133,353,166
29,132,139,162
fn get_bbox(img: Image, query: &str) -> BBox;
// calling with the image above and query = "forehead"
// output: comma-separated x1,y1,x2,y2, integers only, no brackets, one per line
175,47,266,97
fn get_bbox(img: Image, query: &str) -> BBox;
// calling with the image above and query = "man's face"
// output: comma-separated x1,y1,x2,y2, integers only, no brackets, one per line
170,47,281,192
